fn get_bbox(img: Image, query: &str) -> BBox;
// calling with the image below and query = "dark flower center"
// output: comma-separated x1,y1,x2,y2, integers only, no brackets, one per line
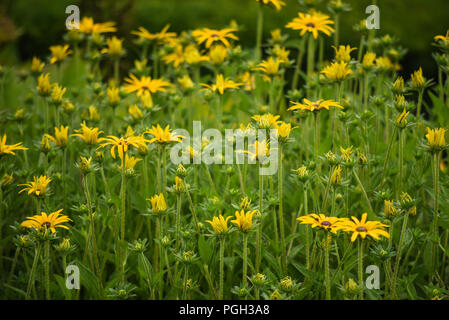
211,33,219,38
356,226,367,232
42,222,51,228
321,221,331,227
142,85,149,90
306,23,316,28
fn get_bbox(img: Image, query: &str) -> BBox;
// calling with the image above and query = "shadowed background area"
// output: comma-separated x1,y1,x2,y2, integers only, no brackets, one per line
0,0,448,78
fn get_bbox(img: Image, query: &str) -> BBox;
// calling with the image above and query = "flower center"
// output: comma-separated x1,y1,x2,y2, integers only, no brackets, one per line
42,222,51,228
211,33,219,38
356,226,367,232
306,23,316,28
321,221,331,227
142,85,149,90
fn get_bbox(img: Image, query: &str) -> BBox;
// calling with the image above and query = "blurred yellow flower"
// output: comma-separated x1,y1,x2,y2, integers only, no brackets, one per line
147,193,167,213
145,124,183,144
321,61,353,81
50,45,72,64
128,104,144,120
201,74,242,95
21,209,71,233
286,11,334,39
124,74,171,97
45,125,69,148
206,214,232,234
426,127,447,150
332,45,356,63
208,44,228,65
79,17,116,34
18,175,51,197
257,0,286,11
192,28,239,48
0,134,28,157
102,36,123,57
37,73,52,96
231,209,256,232
289,98,343,112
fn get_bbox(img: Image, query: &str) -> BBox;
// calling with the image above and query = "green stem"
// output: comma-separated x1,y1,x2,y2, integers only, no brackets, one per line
242,233,248,286
219,236,225,300
44,241,50,300
325,232,331,300
26,242,41,300
256,165,263,273
390,211,409,299
278,144,286,274
358,239,364,300
255,4,264,61
431,151,441,275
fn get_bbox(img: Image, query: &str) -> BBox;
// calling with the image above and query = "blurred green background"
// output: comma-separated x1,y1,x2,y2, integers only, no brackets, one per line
0,0,448,78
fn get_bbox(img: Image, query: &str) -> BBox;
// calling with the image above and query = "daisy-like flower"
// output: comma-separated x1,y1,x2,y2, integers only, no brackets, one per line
98,135,149,159
0,134,28,157
239,139,271,162
231,209,257,232
101,36,124,57
145,124,183,145
286,11,335,39
297,213,347,233
30,57,45,74
332,45,356,63
206,214,232,234
147,193,167,213
49,45,72,64
200,74,242,95
362,52,376,70
339,213,390,242
131,25,177,45
162,44,185,68
124,73,171,97
395,108,409,128
107,87,120,106
254,56,281,80
425,127,447,150
21,209,71,233
275,121,296,142
411,67,425,89
257,0,286,11
37,73,52,96
128,104,144,120
192,28,239,48
252,113,281,129
18,175,52,197
78,17,116,34
288,98,343,112
184,44,210,65
321,61,353,82
45,125,69,148
340,145,354,162
208,44,228,65
50,84,66,104
72,123,103,145
119,154,142,171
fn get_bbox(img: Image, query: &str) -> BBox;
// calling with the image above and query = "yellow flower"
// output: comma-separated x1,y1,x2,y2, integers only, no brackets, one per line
411,67,425,89
330,165,342,185
162,44,185,67
332,45,356,63
174,176,185,192
434,30,449,43
45,125,69,148
425,127,447,150
392,77,404,93
376,56,394,72
72,122,103,145
286,11,335,39
79,17,116,34
30,57,45,73
50,84,66,104
37,73,52,96
21,209,71,233
339,213,390,242
321,61,353,81
384,200,398,218
101,36,123,57
192,28,239,48
128,104,144,120
257,0,285,11
131,25,176,45
49,45,72,64
251,113,281,129
231,209,256,232
147,193,167,213
297,213,347,233
289,98,343,112
254,56,280,80
272,46,290,65
395,108,409,128
271,29,283,43
340,146,354,162
98,135,149,159
206,214,232,234
200,74,242,95
124,73,171,97
140,92,154,109
145,124,183,145
0,134,28,157
275,121,296,142
119,154,142,171
184,44,209,65
177,74,194,91
239,72,256,91
18,175,52,197
362,52,376,69
208,44,228,65
1,173,13,187
240,140,271,162
78,156,92,173
107,87,120,106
